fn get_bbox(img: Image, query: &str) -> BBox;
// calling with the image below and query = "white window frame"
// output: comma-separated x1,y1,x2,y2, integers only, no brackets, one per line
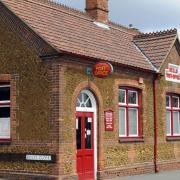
166,94,180,136
119,88,140,138
172,96,179,110
0,84,11,140
166,110,171,136
128,108,138,137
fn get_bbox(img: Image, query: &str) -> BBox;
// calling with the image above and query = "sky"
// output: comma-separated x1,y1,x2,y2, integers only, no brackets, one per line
54,0,180,34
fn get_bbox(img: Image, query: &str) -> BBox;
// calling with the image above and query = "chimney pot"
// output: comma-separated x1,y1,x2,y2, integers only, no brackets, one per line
86,0,109,23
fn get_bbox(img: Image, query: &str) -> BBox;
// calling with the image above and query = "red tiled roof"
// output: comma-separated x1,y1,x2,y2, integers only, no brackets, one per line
134,29,178,69
1,0,162,71
0,1,58,57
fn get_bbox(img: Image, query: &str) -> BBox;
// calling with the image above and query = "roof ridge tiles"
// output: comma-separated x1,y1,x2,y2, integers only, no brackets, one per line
108,21,140,35
26,0,138,36
26,0,91,20
134,28,177,39
0,0,160,71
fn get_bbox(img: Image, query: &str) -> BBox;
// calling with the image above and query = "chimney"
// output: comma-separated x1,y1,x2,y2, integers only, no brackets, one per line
86,0,109,23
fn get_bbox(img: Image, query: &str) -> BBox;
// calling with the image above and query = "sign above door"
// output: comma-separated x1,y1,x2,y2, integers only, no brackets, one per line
93,62,113,78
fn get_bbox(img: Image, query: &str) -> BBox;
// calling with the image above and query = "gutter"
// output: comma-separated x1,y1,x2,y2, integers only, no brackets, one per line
60,51,157,74
153,73,161,173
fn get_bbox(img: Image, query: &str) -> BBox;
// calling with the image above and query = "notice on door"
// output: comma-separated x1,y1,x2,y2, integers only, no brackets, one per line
104,110,114,131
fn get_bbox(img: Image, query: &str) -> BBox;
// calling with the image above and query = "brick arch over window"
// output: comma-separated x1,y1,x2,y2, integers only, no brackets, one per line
71,81,105,171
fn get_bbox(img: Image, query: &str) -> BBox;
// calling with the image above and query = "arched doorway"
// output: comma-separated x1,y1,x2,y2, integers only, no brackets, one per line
76,89,97,180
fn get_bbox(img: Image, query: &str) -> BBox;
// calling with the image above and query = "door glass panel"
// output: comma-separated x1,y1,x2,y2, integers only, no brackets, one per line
85,117,92,149
76,117,82,149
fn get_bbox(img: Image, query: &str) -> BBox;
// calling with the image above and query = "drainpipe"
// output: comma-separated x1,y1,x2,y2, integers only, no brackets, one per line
153,73,161,173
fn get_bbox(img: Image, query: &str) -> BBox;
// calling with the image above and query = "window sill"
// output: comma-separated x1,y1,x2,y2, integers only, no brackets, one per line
166,136,180,141
119,137,144,143
0,139,11,144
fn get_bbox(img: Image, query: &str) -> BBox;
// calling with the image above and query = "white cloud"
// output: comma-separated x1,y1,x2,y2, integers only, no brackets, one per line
56,0,180,32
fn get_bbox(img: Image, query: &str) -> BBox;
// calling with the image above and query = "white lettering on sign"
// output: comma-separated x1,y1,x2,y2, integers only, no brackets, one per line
26,155,52,161
165,64,180,83
105,110,114,131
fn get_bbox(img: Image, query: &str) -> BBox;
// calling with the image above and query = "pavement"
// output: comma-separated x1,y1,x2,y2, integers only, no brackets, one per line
112,170,180,180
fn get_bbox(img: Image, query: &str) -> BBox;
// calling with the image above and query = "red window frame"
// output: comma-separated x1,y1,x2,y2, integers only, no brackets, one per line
119,87,142,140
0,83,11,142
166,94,180,137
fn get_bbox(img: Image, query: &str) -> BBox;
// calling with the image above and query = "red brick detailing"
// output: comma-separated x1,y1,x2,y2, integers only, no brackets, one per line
158,161,180,172
98,163,154,179
86,0,109,22
71,81,105,171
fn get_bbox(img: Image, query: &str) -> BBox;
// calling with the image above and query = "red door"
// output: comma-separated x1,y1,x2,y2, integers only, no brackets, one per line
76,112,94,180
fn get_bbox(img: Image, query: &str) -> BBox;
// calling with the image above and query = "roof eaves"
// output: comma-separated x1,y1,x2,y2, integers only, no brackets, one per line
133,42,158,72
61,50,156,74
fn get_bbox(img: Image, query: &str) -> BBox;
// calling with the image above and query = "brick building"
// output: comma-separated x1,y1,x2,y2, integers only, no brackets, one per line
0,0,180,180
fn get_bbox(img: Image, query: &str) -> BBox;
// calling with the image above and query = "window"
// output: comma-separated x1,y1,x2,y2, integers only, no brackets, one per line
166,94,180,136
119,88,140,138
0,84,10,140
76,92,92,108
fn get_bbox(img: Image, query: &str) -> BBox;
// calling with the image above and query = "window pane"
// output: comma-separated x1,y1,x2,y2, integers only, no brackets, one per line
0,118,10,138
85,98,92,108
119,90,125,103
85,117,92,149
128,91,137,104
0,107,10,118
166,96,170,107
128,108,138,135
0,86,10,101
173,111,180,134
83,93,89,102
172,96,179,108
166,111,171,135
119,108,126,136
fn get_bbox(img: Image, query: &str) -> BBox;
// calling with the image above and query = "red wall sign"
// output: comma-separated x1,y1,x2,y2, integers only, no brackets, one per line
104,110,114,131
93,62,113,78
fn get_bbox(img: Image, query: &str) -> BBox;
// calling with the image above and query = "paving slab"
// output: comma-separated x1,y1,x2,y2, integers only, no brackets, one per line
112,170,180,180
